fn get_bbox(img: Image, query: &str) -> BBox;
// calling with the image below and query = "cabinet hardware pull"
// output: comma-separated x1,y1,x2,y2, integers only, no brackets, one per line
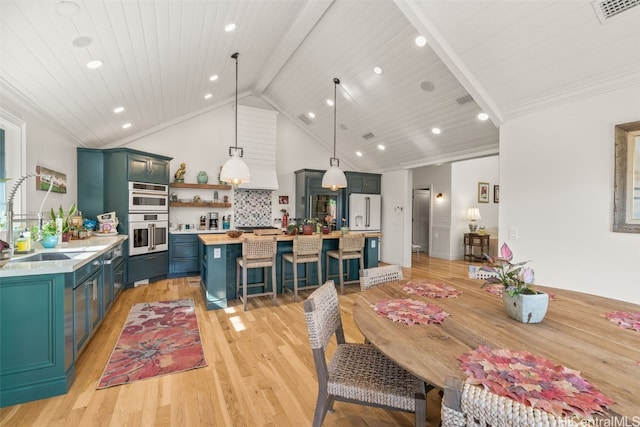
92,279,98,300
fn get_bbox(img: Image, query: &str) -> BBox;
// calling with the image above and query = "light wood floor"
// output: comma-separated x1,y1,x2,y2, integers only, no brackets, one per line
1,254,470,427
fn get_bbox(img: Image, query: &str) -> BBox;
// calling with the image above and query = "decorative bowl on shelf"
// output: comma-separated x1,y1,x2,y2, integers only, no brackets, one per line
178,199,190,203
226,230,243,238
41,235,59,248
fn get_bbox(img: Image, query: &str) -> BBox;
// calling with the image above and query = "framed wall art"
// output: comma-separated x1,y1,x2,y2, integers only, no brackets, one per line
36,165,67,194
278,195,289,205
493,185,499,203
478,182,490,203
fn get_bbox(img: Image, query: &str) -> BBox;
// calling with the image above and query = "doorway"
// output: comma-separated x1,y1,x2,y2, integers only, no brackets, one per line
412,189,430,256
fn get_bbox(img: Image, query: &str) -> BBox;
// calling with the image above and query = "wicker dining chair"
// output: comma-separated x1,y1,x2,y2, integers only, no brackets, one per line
282,233,323,302
325,232,365,294
303,281,428,427
236,236,278,311
359,264,404,291
441,376,581,427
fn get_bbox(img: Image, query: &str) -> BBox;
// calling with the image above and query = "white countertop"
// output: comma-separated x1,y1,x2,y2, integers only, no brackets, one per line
0,234,128,278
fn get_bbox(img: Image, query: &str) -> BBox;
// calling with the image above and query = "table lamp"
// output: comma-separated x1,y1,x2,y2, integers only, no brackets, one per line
466,208,481,232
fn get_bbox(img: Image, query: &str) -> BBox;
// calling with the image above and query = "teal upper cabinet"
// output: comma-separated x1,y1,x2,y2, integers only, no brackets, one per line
127,152,171,184
346,172,381,194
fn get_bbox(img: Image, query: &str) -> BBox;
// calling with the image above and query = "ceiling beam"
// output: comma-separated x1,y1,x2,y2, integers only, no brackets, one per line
394,0,503,127
251,0,334,96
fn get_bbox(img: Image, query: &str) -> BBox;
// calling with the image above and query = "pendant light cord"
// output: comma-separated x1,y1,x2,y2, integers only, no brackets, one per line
233,52,239,151
333,77,340,161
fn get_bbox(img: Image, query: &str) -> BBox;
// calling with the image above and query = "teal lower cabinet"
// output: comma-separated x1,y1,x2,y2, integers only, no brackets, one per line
169,234,200,277
0,274,73,407
199,236,379,310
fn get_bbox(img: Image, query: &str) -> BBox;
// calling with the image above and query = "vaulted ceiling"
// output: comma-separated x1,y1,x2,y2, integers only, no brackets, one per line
1,0,639,172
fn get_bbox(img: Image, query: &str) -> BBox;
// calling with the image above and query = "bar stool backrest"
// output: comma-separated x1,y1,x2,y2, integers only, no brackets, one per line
242,236,277,260
294,234,323,257
339,233,365,254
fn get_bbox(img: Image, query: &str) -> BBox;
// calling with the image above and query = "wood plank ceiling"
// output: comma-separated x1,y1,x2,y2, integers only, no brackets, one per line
1,0,638,172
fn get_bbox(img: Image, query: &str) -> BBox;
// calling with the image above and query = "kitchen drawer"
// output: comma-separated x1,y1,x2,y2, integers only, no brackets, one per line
128,252,168,283
73,257,103,287
172,257,199,274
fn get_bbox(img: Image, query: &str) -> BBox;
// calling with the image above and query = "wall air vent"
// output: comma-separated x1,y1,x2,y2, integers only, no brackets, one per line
361,132,375,140
455,93,474,106
297,114,311,125
592,0,639,23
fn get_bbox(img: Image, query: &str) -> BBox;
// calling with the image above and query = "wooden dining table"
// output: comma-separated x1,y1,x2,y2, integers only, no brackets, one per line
352,278,640,420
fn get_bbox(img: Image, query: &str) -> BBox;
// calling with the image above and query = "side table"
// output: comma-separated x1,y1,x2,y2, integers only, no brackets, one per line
464,233,490,262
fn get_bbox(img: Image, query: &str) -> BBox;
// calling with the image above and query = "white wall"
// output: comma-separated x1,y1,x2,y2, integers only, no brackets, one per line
380,169,411,266
1,88,78,220
500,82,640,304
451,156,499,258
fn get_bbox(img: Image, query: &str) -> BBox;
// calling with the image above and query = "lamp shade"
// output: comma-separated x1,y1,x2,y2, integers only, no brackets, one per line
220,152,250,185
466,208,481,221
322,165,347,191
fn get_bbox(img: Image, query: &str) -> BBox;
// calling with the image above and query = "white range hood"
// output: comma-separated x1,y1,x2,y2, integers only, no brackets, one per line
235,105,280,191
238,168,279,190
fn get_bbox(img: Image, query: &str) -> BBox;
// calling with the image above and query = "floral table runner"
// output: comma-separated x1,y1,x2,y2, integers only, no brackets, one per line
458,345,613,417
372,298,449,326
603,311,640,332
401,280,462,298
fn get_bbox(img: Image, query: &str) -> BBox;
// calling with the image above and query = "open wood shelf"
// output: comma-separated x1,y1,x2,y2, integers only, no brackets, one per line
170,183,232,190
170,202,232,208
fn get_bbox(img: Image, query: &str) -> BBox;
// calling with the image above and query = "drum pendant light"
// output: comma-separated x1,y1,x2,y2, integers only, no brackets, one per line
321,77,347,191
220,52,250,185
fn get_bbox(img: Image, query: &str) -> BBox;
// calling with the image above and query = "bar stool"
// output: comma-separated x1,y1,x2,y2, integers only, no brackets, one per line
236,236,277,311
325,232,365,294
282,234,323,302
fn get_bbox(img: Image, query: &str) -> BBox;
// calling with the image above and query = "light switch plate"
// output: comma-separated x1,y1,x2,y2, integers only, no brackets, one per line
509,227,519,240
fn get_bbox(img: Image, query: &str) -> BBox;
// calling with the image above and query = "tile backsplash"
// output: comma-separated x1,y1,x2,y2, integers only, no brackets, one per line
234,189,273,226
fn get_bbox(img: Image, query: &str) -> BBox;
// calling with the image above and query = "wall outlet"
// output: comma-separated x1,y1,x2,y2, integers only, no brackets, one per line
214,248,221,258
509,227,519,240
371,239,376,248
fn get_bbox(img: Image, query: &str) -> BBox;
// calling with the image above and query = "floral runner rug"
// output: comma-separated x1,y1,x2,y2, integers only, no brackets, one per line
97,298,207,389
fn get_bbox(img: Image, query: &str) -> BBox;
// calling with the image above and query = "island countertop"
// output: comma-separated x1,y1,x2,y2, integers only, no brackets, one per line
199,230,381,245
0,234,128,278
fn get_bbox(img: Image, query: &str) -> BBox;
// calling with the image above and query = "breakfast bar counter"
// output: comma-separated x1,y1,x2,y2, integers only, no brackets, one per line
198,231,381,310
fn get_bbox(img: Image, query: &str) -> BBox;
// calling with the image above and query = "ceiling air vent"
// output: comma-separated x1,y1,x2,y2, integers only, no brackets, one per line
592,0,639,23
361,132,375,140
297,114,311,125
455,93,474,106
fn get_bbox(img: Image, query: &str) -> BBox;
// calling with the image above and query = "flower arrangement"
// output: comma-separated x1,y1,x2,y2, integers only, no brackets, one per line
480,243,536,296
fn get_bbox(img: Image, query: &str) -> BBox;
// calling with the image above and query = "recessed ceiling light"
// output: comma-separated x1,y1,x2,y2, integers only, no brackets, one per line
72,36,92,47
373,66,382,75
209,74,219,81
432,127,441,134
204,93,212,99
113,106,125,114
356,151,363,157
308,112,315,119
56,1,79,16
122,123,132,129
326,99,334,106
415,36,427,47
477,112,489,121
377,144,385,150
86,59,103,69
225,23,236,32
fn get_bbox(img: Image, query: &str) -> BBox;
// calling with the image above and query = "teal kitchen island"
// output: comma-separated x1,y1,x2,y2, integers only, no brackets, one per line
198,231,381,310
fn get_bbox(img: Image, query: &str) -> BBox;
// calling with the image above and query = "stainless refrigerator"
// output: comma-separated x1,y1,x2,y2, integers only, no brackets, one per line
349,194,381,231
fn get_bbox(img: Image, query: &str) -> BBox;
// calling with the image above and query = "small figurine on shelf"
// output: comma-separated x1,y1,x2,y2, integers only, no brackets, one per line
223,195,229,204
174,163,186,183
213,191,219,202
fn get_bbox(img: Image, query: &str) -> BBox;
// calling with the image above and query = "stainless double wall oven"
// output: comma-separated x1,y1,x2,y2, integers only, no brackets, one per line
128,182,169,256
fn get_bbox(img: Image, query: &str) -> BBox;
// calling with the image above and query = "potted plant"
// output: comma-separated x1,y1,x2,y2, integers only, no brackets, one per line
480,243,548,323
37,220,60,248
302,218,318,235
50,204,76,242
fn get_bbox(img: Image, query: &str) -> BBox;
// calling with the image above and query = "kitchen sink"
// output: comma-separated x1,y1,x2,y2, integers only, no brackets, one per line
10,252,85,263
